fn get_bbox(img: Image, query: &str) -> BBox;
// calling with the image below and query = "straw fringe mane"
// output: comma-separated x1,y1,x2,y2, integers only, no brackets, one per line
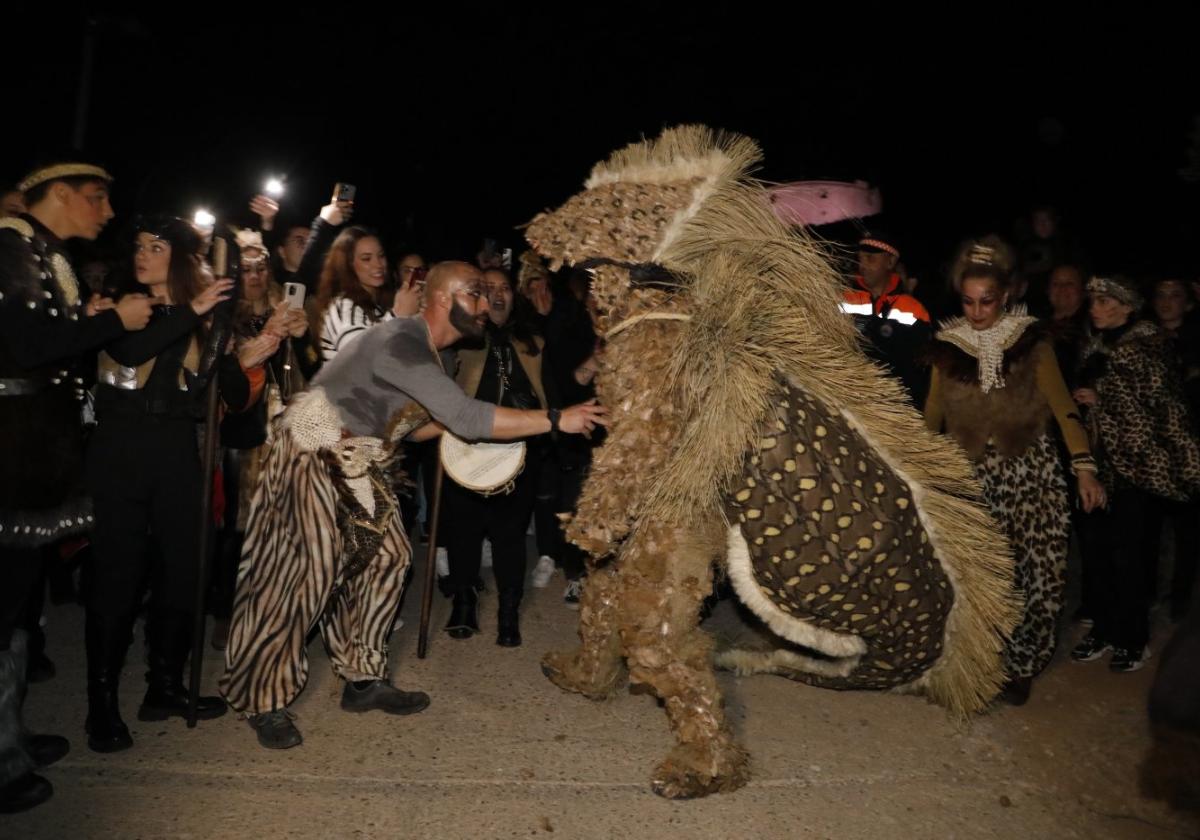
604,125,1019,715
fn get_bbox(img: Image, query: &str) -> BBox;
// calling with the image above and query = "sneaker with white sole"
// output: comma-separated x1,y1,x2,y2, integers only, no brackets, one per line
1109,645,1150,673
531,555,556,588
1070,634,1111,662
563,578,583,609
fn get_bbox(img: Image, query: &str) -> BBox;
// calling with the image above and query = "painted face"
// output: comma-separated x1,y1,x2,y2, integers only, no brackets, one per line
63,181,114,240
960,276,1007,331
448,276,489,339
1089,293,1134,330
482,270,514,327
353,236,387,289
134,231,171,286
1047,266,1084,318
240,249,269,302
1153,280,1191,328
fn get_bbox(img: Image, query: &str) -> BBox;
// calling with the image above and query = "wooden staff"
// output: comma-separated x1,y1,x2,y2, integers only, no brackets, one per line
416,458,446,659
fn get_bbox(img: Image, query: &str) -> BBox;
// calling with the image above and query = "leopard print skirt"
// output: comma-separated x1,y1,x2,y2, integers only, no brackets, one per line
973,434,1070,679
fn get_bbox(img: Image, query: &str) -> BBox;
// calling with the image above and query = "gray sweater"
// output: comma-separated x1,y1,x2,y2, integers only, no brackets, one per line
312,315,495,441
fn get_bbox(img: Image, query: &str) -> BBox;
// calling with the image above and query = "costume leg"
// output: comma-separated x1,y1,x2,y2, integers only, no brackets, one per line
220,434,341,715
320,507,410,682
541,560,627,698
616,519,749,798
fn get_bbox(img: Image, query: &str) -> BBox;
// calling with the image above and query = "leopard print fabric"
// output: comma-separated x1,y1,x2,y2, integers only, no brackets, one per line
1084,322,1200,501
972,434,1069,679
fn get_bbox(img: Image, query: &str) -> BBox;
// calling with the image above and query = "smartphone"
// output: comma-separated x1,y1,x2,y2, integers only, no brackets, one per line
283,282,306,310
500,248,512,269
333,182,357,202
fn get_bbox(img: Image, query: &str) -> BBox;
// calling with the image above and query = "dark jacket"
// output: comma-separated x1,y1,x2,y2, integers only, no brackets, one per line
0,215,125,546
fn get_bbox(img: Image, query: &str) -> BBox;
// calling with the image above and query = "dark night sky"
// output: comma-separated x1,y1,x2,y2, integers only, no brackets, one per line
8,6,1199,279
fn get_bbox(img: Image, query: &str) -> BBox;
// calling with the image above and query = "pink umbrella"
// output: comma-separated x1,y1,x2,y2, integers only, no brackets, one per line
769,180,882,227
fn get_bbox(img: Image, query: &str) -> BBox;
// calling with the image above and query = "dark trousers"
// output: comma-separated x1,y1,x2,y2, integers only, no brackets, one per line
445,466,536,595
84,416,202,620
212,447,246,620
556,464,589,581
1143,499,1199,617
1082,487,1153,650
533,448,560,559
0,548,44,652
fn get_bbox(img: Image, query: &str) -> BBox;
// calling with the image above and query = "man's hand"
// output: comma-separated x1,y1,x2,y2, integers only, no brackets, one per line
87,293,116,318
319,200,354,227
115,294,154,330
559,399,609,436
249,194,279,231
1072,388,1098,407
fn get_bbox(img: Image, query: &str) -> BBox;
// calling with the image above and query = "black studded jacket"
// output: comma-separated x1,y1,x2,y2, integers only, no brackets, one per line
0,214,124,547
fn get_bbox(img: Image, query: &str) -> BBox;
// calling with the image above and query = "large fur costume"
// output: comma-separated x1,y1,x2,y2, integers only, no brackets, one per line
525,126,1019,799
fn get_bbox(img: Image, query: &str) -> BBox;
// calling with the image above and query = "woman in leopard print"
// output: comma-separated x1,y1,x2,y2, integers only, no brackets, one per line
925,236,1105,704
1070,275,1200,673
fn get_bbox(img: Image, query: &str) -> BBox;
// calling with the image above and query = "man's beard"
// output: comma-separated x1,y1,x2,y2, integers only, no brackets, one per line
450,297,484,339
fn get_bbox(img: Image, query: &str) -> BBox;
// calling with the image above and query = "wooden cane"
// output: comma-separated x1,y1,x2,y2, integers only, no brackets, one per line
416,457,446,659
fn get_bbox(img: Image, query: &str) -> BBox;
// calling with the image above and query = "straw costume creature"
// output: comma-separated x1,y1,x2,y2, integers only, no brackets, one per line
524,125,1021,799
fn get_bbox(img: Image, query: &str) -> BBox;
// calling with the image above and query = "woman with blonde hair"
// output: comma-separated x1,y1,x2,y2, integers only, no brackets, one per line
924,235,1104,705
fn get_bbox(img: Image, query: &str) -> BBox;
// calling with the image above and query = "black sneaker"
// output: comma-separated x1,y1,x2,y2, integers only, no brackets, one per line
1109,646,1150,673
1070,635,1111,662
341,680,430,715
563,579,583,609
249,709,302,750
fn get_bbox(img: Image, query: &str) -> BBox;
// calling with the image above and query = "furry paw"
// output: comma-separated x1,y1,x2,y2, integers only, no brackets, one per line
649,741,750,800
540,649,626,700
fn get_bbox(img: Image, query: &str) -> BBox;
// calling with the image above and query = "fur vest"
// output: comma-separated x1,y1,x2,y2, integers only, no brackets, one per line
927,321,1052,460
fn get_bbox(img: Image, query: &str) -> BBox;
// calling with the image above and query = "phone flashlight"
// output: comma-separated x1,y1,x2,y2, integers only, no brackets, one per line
193,209,216,229
264,178,285,197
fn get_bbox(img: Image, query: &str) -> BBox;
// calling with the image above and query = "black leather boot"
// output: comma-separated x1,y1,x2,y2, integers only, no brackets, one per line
496,588,522,648
84,611,133,753
444,587,479,640
138,611,226,722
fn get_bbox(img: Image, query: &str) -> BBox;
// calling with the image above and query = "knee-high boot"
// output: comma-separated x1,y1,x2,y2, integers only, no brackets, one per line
85,611,134,753
138,610,226,721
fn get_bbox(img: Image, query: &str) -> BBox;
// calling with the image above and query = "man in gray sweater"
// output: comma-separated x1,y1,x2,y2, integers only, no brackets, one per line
221,261,606,749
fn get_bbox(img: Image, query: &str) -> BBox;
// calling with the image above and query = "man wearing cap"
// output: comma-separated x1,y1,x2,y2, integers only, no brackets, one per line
0,159,153,813
839,232,932,404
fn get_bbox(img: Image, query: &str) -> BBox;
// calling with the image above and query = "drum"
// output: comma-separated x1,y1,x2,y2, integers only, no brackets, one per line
439,432,526,495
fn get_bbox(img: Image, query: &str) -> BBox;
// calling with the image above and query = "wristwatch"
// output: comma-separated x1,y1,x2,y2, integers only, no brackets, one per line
547,407,561,437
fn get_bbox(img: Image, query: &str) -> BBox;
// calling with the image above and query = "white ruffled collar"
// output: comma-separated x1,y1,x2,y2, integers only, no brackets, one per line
936,306,1038,393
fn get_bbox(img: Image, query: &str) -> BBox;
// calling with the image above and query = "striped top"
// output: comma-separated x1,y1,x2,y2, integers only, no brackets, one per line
319,296,393,362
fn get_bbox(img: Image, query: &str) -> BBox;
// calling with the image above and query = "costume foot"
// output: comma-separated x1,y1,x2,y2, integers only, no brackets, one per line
341,680,430,715
249,710,302,749
650,741,750,800
540,649,626,700
998,676,1032,706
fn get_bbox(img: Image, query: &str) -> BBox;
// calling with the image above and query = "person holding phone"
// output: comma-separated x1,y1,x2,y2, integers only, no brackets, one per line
313,225,416,361
83,215,283,754
209,230,316,651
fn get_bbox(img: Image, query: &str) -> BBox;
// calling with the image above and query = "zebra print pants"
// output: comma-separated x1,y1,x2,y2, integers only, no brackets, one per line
219,428,410,715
